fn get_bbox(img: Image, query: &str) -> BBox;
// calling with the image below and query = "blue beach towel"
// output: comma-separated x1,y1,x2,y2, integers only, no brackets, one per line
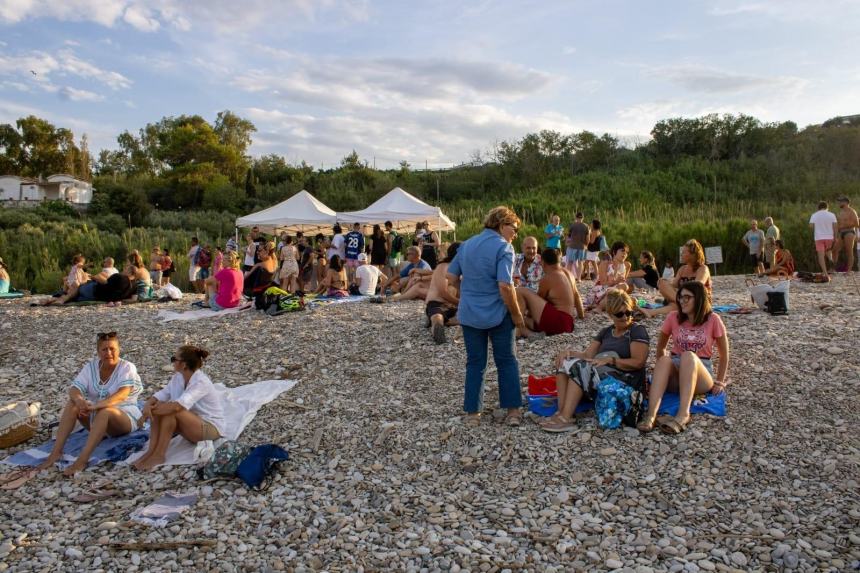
712,305,740,314
2,428,149,468
655,392,727,417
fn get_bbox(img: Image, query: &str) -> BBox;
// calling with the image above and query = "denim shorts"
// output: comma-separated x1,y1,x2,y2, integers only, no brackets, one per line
209,297,225,311
671,354,714,377
566,248,587,262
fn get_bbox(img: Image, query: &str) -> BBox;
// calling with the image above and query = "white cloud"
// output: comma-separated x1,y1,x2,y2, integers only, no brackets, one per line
562,46,577,55
709,0,860,22
0,0,371,33
0,49,131,91
645,64,807,95
59,86,104,102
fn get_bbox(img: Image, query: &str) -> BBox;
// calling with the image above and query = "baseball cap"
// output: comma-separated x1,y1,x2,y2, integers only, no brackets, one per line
357,253,368,262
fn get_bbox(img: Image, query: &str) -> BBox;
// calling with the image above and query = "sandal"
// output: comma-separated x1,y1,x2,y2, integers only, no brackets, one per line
541,417,576,433
0,469,38,490
69,488,120,502
637,416,657,433
504,412,522,427
463,413,481,427
658,416,691,435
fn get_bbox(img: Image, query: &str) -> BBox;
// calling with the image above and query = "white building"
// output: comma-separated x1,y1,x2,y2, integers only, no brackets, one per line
0,174,93,206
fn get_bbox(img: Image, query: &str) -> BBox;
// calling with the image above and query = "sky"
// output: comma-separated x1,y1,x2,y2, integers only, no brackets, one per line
0,0,858,169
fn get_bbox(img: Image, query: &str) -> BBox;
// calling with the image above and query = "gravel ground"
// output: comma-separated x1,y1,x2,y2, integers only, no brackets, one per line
0,275,858,572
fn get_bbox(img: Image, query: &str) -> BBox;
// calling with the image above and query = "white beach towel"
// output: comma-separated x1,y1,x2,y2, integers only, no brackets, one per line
123,379,297,467
156,303,253,323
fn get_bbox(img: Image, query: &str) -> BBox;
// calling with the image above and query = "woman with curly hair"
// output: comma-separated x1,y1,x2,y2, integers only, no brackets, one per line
447,206,526,427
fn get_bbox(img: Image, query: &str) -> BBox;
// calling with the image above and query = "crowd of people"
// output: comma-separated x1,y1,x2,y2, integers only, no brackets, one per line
11,198,860,477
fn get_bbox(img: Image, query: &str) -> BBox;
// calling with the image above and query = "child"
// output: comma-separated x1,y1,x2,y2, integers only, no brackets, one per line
149,247,163,287
65,255,88,293
661,260,675,280
212,246,224,275
160,249,174,285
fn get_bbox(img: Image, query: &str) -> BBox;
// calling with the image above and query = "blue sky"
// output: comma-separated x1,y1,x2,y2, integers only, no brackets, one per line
1,0,858,168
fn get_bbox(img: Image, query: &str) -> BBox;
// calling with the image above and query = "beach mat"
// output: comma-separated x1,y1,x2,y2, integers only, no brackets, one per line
2,428,149,468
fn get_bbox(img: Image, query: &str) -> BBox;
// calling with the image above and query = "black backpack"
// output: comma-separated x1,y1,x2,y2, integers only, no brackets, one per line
391,232,404,254
765,291,788,315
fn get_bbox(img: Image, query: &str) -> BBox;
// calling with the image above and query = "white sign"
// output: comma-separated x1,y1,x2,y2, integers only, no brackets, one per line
705,246,723,265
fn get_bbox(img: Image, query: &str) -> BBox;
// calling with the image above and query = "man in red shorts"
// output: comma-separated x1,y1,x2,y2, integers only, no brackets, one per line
515,248,585,337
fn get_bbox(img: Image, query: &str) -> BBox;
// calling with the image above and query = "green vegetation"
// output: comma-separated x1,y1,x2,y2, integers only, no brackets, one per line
1,111,858,292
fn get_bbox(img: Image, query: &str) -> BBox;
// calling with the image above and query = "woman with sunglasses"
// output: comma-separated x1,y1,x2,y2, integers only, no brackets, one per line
542,290,649,433
639,281,729,434
639,239,712,318
447,206,526,427
133,345,224,471
38,332,143,476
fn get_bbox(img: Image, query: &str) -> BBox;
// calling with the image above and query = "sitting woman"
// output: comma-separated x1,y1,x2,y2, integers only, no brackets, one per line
586,241,632,310
0,256,10,293
243,241,278,296
133,345,225,471
766,240,795,278
315,254,348,297
127,252,153,303
38,332,142,476
638,281,729,434
542,290,649,433
203,251,243,310
640,239,712,318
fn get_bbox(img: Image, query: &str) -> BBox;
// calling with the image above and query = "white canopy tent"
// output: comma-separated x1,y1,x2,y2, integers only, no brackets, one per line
235,190,337,235
337,187,456,234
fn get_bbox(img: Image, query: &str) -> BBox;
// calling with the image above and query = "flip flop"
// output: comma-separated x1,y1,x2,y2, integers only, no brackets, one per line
69,488,120,502
637,417,657,433
463,413,481,427
504,412,523,427
658,416,691,435
0,468,38,490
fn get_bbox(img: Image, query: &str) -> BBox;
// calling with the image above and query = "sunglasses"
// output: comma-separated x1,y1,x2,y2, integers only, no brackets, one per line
170,356,181,363
612,310,634,318
97,331,117,340
677,294,693,303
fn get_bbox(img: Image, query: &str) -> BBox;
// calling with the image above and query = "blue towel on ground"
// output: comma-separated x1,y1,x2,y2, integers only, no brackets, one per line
712,305,740,314
655,391,726,416
2,428,150,468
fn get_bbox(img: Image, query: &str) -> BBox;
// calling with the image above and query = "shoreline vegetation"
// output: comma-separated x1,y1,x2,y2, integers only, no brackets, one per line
1,112,858,292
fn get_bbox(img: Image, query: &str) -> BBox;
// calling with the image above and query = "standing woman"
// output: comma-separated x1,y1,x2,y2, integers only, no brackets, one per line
421,221,440,269
447,206,526,427
134,345,225,471
370,224,388,269
582,219,605,281
160,249,174,285
278,236,299,292
38,332,143,476
639,281,729,434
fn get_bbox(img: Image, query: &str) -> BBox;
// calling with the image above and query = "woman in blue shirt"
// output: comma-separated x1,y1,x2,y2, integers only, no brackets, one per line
447,206,527,427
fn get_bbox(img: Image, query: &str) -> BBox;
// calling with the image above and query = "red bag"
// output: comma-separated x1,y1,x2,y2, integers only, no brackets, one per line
527,374,557,396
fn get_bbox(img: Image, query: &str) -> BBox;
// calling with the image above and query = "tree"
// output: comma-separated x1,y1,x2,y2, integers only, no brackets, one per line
214,110,256,156
0,123,23,174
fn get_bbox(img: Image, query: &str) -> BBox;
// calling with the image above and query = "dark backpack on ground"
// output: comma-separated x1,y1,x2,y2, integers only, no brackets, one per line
765,291,788,315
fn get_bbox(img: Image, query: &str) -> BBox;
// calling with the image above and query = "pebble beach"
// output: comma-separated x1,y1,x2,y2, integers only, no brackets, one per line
0,275,858,572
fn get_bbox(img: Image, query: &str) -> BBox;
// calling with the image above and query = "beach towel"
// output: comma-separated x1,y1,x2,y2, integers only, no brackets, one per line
712,305,740,313
123,379,297,467
0,289,24,299
156,302,253,323
306,294,367,309
130,491,197,527
2,428,149,468
656,392,727,417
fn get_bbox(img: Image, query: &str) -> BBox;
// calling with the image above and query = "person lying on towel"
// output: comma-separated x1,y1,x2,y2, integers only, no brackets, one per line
133,345,225,471
38,332,143,476
515,248,584,338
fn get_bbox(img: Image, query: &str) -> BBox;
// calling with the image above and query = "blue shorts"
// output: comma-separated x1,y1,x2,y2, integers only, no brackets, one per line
670,354,714,377
198,268,210,280
566,248,587,262
209,297,224,311
77,281,97,301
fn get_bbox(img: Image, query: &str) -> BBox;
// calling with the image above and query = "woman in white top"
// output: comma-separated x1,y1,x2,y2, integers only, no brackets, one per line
133,345,225,471
587,241,632,310
38,332,143,476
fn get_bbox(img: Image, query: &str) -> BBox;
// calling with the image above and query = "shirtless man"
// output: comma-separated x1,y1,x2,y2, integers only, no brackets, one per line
836,196,859,272
425,242,461,344
515,248,585,337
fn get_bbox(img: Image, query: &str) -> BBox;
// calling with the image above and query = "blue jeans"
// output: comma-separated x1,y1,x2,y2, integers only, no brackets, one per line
461,314,522,413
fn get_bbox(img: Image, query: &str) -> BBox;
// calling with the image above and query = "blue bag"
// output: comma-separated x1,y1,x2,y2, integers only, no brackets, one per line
236,444,289,490
595,376,636,429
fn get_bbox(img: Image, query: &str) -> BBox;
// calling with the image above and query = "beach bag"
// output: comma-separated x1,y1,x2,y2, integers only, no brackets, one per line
0,401,41,448
236,444,289,490
156,283,182,301
595,376,638,429
749,280,790,311
560,358,602,400
196,441,251,480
